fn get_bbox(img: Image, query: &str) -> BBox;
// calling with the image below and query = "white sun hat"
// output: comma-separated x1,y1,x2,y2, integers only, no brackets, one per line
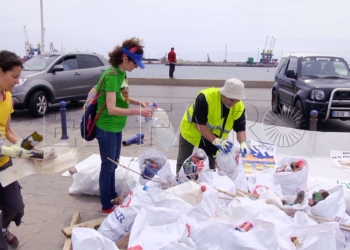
219,78,246,100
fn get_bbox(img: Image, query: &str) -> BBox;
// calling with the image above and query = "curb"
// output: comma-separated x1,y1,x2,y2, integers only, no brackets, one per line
128,78,274,88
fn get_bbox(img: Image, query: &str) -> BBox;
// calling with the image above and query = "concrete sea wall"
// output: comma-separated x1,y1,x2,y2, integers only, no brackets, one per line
128,78,274,88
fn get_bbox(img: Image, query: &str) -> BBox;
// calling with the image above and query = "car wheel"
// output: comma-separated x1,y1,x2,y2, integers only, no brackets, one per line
294,100,309,129
28,91,49,117
272,90,283,114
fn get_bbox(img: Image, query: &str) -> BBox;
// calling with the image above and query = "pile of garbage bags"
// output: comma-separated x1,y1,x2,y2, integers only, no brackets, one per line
69,147,350,249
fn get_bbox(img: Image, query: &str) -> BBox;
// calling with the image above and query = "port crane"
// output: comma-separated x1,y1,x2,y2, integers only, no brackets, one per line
23,25,41,59
260,36,276,64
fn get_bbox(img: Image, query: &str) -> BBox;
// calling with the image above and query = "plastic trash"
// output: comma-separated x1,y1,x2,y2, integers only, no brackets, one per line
165,181,206,205
137,102,157,122
143,185,167,202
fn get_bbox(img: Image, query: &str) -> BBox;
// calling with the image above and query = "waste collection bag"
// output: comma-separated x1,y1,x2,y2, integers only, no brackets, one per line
191,218,279,249
128,206,189,250
98,186,152,243
177,148,210,184
138,148,176,188
71,228,118,250
198,171,236,209
274,157,309,195
310,185,350,239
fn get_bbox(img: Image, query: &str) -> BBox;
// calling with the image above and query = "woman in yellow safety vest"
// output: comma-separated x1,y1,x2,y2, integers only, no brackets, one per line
176,78,250,172
0,50,37,248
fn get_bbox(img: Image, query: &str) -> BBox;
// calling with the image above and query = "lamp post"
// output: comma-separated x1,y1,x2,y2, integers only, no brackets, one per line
225,45,227,63
40,0,45,52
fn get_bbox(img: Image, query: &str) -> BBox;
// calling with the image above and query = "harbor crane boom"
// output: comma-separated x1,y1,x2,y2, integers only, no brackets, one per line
263,36,268,55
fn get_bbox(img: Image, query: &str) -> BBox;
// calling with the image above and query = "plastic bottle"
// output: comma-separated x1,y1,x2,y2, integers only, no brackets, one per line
143,185,166,202
136,102,157,122
146,108,178,151
165,181,206,205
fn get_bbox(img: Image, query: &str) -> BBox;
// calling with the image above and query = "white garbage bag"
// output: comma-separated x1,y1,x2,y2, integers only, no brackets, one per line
128,206,189,250
138,148,176,188
71,228,119,250
177,148,210,184
98,186,152,243
274,157,309,195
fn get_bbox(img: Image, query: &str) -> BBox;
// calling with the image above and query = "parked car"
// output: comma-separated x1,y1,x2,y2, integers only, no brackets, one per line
12,51,110,117
272,53,350,129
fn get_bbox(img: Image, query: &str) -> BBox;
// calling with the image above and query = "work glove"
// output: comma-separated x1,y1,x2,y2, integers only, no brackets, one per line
0,139,35,159
240,141,251,157
212,138,233,153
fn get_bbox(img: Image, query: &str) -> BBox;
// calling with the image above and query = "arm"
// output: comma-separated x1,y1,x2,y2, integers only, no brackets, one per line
5,113,21,144
236,130,247,144
128,97,150,109
106,92,152,117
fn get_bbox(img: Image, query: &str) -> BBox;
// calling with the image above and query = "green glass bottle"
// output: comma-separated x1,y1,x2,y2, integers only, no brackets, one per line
21,132,44,159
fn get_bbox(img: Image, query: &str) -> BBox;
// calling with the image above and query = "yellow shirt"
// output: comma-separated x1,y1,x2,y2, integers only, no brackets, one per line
0,91,14,167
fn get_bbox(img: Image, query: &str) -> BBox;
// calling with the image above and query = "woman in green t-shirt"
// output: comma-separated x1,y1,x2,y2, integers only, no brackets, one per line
95,38,154,216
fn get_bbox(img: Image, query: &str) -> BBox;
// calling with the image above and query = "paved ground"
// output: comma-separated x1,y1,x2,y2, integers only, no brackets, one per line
6,85,350,249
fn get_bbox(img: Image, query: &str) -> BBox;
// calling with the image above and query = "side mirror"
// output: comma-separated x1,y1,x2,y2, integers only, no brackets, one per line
52,65,64,72
286,70,297,79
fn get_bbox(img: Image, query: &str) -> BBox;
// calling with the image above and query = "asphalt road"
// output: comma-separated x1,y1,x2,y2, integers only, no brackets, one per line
12,86,350,133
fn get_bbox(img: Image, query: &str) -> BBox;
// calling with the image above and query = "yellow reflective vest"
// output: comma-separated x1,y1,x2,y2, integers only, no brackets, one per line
180,88,245,146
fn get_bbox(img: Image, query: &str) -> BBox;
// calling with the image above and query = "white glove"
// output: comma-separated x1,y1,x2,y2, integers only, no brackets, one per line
212,138,233,153
240,141,250,157
0,139,35,159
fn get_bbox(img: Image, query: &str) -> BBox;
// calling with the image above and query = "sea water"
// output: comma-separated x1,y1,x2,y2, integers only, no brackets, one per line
127,64,277,81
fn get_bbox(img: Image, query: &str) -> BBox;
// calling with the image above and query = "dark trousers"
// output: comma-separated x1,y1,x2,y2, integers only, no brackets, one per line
169,63,175,78
0,215,7,250
176,134,215,174
96,127,121,210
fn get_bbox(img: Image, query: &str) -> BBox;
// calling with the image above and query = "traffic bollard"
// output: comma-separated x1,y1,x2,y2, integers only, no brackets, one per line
60,101,69,140
309,110,318,131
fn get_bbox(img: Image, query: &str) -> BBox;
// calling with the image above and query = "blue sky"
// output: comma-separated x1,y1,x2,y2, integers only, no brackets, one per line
1,0,350,62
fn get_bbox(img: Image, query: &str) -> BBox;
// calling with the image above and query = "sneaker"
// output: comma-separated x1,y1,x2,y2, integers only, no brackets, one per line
101,205,116,216
3,229,19,248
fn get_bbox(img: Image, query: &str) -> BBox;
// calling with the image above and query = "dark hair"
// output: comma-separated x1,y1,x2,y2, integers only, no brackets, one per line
0,50,23,73
171,47,174,50
108,37,144,67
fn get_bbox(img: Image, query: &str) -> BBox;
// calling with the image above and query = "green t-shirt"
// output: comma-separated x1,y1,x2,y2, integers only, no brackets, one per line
96,66,129,132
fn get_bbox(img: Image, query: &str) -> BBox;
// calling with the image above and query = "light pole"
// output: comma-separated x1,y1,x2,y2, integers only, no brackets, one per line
225,45,227,63
40,0,45,52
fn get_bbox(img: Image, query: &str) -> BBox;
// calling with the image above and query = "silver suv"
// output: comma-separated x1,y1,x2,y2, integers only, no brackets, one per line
12,51,110,117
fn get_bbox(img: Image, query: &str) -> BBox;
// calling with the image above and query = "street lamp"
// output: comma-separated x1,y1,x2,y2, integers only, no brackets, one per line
40,0,45,52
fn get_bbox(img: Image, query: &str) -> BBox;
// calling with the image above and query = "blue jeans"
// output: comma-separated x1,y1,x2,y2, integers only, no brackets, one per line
96,127,122,210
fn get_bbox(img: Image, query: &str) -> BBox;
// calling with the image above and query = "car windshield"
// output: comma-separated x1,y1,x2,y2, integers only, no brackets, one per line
23,55,60,71
301,57,350,79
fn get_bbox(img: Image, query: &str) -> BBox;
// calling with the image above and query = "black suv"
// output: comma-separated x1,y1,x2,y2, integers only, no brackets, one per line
272,54,350,129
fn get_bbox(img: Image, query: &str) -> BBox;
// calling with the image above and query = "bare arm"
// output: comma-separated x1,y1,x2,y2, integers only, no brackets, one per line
236,131,247,144
5,115,21,144
106,92,152,117
128,97,150,109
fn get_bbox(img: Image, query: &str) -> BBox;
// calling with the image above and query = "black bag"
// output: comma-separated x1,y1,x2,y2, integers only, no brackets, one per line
80,71,115,141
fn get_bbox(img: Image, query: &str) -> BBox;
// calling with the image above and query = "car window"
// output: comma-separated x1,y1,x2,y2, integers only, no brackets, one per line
286,58,298,73
23,55,59,71
276,58,287,75
78,55,103,69
61,56,78,71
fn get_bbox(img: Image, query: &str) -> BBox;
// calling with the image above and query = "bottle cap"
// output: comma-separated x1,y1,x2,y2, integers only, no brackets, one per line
200,186,206,192
143,185,148,191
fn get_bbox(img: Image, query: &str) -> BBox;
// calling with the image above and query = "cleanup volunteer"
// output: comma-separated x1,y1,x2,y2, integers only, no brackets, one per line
94,37,155,216
176,78,251,172
0,50,37,249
